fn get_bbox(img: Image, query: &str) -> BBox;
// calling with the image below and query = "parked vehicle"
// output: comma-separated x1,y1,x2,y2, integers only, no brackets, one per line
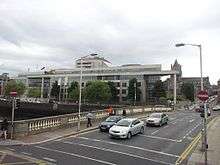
146,113,168,126
212,105,220,111
109,118,145,139
99,116,124,132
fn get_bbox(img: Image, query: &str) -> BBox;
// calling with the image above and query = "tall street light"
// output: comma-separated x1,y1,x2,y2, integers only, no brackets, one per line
77,53,98,131
175,43,208,165
175,43,203,90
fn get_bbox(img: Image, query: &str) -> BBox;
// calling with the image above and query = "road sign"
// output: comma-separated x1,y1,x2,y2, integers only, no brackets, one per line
197,91,209,101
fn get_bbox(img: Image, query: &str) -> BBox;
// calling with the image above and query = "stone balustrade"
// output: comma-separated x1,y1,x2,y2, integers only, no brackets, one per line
11,106,172,138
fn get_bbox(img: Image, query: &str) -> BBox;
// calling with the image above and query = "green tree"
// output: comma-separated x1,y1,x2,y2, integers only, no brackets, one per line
107,81,118,103
67,81,79,101
127,78,141,104
152,80,166,102
51,81,60,99
181,83,195,102
27,88,41,98
84,81,111,103
5,80,26,96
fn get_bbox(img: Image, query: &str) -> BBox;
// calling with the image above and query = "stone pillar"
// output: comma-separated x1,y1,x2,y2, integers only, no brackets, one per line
41,77,44,98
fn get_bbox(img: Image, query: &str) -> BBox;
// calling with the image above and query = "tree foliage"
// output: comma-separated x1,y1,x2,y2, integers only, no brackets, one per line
181,83,195,102
127,78,141,104
50,81,60,99
84,81,111,103
27,88,41,98
67,81,79,101
107,81,118,103
152,80,166,101
5,80,26,96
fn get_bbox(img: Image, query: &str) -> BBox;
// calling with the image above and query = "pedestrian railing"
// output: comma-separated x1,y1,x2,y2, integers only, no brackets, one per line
11,106,172,138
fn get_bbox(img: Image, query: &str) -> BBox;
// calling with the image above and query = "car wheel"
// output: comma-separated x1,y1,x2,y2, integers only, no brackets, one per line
127,132,132,139
140,127,144,134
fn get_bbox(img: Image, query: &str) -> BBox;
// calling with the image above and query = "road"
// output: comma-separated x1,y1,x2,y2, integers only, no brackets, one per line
4,110,220,165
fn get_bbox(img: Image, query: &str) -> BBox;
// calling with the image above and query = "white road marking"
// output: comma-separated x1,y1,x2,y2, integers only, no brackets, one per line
62,141,173,165
164,125,169,128
189,119,195,123
35,146,117,165
151,130,159,135
77,137,179,158
43,157,57,163
21,152,32,156
139,135,182,143
182,122,202,140
6,148,15,151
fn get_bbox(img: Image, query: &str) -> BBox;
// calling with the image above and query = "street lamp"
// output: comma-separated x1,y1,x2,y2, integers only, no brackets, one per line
175,43,207,165
77,53,98,131
175,43,203,90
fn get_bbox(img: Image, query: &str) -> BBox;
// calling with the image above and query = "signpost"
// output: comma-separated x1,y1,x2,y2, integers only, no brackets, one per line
10,91,17,139
197,90,209,165
197,91,209,102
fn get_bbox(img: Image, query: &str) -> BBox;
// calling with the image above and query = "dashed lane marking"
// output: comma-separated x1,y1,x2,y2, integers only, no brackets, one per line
43,157,57,163
62,141,173,165
189,119,195,123
77,136,180,158
35,146,117,165
182,122,201,140
21,152,32,156
139,134,182,143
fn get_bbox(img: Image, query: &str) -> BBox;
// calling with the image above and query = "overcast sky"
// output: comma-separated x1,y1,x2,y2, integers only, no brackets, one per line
0,0,219,84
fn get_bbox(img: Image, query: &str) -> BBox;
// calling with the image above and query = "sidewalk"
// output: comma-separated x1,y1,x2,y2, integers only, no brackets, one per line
187,116,220,165
0,150,48,165
0,113,149,146
0,119,99,146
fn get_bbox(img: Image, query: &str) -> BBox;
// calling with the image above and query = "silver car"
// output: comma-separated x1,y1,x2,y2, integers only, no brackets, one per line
146,113,168,126
109,118,145,139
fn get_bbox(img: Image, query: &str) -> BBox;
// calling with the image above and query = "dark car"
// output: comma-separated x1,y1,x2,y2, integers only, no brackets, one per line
99,116,124,132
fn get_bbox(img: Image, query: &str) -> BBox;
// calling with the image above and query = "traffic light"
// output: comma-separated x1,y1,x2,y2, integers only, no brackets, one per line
15,98,21,109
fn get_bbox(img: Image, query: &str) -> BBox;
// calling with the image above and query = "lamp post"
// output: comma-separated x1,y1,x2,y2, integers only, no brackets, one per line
175,43,207,165
77,53,98,131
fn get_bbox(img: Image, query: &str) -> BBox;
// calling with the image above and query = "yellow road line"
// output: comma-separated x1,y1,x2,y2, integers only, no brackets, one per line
175,133,201,165
175,116,218,165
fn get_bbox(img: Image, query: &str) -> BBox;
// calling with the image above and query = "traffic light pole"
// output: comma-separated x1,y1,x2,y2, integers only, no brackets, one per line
11,97,15,139
204,102,208,165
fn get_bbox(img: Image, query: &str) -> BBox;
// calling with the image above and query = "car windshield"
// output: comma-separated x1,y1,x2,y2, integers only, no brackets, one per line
149,114,161,118
106,116,118,122
116,120,131,127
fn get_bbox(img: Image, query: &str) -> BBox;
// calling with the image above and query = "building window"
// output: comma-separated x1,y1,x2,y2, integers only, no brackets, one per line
115,82,120,87
122,97,127,101
137,82,141,87
122,82,127,87
116,90,120,95
122,89,127,94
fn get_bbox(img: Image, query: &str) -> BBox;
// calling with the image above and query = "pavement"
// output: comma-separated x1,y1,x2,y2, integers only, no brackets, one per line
187,115,220,165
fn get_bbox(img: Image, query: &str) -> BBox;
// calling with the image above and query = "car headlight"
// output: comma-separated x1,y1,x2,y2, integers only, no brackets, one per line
107,125,111,127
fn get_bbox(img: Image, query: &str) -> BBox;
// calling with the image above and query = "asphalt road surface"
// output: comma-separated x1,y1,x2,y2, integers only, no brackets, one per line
4,110,220,165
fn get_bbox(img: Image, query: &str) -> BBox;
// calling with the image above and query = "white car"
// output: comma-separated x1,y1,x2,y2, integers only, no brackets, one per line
109,118,145,139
